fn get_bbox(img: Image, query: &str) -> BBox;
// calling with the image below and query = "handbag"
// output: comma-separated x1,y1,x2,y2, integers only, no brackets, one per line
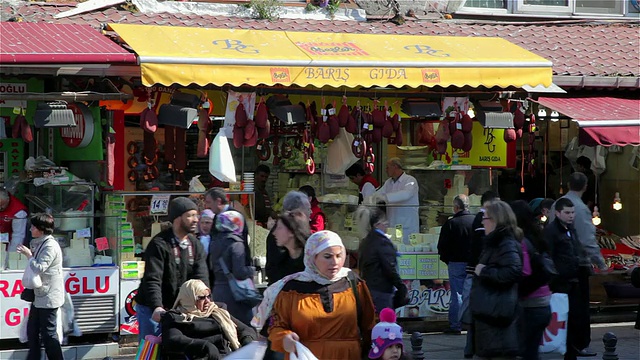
20,239,50,303
218,252,263,307
470,277,518,327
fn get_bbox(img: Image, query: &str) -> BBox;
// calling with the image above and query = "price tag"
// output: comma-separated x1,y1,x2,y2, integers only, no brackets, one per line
12,107,21,115
76,227,91,238
362,123,369,130
321,109,327,116
0,233,8,243
95,237,110,251
368,124,374,131
353,140,360,147
328,108,336,116
456,123,462,130
150,194,171,215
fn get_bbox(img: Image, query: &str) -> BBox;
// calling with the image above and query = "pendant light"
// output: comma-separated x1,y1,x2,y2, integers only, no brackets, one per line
612,192,622,211
592,206,601,226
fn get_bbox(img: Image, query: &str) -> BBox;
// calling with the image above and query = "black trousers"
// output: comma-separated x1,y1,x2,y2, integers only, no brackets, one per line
27,305,63,360
576,266,592,349
563,274,590,360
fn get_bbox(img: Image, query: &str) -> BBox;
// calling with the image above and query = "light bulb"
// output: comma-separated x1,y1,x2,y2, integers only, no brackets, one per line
540,215,547,223
467,108,475,118
550,111,560,122
612,192,622,211
592,206,601,226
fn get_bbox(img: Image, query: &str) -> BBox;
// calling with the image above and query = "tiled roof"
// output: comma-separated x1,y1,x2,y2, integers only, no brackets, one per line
2,1,639,77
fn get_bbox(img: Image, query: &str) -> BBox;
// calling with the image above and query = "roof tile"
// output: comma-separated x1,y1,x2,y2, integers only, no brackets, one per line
2,1,638,77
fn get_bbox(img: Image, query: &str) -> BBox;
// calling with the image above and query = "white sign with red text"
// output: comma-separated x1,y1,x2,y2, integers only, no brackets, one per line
0,268,119,340
119,279,140,335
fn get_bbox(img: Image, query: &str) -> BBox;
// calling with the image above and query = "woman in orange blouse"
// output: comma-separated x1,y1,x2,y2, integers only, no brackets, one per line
252,230,376,360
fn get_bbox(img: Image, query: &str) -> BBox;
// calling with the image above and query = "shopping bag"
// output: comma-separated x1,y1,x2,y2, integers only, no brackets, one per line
539,293,569,355
135,335,161,360
19,308,63,344
290,341,319,360
209,130,237,183
222,340,267,359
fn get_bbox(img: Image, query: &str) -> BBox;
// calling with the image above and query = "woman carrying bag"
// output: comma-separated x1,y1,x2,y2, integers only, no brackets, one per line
17,213,64,360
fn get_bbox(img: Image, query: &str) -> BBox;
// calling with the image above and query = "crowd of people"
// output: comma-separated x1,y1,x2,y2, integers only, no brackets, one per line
436,171,610,360
11,156,623,360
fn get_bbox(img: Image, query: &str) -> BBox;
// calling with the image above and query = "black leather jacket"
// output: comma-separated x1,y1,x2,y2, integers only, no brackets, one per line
358,230,403,293
544,219,581,291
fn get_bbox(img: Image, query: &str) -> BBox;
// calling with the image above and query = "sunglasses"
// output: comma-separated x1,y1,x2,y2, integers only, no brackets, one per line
196,294,211,301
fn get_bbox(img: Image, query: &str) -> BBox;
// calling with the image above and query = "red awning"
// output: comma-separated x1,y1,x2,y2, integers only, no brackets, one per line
0,23,136,64
536,97,640,147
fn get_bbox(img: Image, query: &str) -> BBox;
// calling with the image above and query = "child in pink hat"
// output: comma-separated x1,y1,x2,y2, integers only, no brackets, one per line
369,308,409,360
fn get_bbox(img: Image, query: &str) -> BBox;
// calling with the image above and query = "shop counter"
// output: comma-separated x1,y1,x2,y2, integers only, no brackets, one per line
0,266,119,340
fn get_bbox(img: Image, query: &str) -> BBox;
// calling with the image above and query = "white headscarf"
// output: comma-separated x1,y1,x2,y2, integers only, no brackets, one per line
251,230,351,330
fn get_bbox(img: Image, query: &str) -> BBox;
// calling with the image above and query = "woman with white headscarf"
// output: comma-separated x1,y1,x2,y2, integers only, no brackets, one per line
161,279,256,359
252,230,376,360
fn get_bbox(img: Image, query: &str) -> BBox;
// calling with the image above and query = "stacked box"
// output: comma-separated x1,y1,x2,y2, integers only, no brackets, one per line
64,236,93,267
121,261,145,279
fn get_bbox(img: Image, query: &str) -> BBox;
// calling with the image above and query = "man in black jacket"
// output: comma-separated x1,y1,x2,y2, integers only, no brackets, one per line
545,197,586,360
437,194,475,334
135,197,209,341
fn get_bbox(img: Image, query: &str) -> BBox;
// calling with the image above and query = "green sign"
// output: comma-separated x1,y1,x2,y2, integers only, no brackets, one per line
439,260,449,279
53,105,104,161
416,255,439,279
398,254,417,280
0,77,44,122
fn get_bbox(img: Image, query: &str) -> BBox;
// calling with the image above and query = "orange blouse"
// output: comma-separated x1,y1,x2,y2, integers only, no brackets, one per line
268,278,376,360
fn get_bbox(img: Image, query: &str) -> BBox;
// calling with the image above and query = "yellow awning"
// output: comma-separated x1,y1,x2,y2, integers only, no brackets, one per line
109,23,552,89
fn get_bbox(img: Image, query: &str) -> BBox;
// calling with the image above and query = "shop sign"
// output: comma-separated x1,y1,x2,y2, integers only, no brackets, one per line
0,82,26,109
0,139,24,179
416,255,439,279
120,279,140,335
398,254,417,280
396,279,451,319
59,103,94,148
0,268,118,340
444,122,511,167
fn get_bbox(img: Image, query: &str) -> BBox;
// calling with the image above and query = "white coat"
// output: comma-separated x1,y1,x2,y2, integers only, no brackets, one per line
375,172,420,243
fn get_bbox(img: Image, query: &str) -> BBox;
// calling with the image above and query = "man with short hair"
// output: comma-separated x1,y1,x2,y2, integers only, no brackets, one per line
0,188,28,253
437,194,475,335
575,156,597,210
545,198,586,360
370,158,419,243
345,163,379,202
135,197,209,341
548,172,607,358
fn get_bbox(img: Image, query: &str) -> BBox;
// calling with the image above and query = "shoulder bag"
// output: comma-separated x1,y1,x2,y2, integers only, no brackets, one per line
20,239,50,302
218,249,263,307
347,272,369,360
470,276,518,327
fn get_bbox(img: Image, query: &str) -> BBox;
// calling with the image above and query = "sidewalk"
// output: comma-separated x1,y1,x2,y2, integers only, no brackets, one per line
402,322,639,360
109,322,639,360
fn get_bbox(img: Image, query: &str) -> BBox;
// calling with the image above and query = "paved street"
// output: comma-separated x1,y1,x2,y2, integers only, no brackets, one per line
108,322,639,360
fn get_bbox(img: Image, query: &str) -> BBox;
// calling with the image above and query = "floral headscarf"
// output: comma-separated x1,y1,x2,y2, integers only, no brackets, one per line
214,210,244,236
251,230,352,330
172,279,241,350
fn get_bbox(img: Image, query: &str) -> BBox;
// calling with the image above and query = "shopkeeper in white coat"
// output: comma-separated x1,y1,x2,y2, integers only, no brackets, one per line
366,158,419,243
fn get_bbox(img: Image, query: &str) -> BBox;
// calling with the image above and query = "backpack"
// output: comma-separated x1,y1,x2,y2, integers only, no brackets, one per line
519,238,558,297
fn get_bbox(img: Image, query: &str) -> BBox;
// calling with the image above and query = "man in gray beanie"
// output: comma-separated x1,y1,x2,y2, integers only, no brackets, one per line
135,197,209,341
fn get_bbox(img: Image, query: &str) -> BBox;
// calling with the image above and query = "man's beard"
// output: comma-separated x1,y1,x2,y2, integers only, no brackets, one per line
181,219,197,234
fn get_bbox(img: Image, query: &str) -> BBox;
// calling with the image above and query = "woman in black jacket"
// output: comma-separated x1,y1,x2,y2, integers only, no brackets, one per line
355,205,407,313
161,279,256,360
471,200,523,359
209,211,255,325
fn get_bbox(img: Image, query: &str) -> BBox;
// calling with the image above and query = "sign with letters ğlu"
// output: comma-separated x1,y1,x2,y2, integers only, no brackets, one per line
0,268,118,339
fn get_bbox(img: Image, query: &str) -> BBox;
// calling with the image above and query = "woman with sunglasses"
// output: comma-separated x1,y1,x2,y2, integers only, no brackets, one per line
161,279,257,359
471,200,523,359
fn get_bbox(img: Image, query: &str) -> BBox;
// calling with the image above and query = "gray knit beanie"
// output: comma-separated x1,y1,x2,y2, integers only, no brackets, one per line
168,197,198,222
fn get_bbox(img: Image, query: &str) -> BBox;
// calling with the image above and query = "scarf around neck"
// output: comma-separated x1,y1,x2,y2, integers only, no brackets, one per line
172,279,240,350
251,230,352,330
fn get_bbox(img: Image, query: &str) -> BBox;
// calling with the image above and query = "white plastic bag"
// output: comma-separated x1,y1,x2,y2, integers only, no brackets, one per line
20,308,63,344
188,175,207,193
539,293,569,355
222,340,267,360
289,341,319,360
325,128,358,175
22,265,42,289
208,130,237,182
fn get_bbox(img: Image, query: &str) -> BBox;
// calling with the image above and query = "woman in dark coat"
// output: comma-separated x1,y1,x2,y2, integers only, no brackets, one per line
209,211,255,325
472,200,523,359
161,279,256,360
355,205,407,313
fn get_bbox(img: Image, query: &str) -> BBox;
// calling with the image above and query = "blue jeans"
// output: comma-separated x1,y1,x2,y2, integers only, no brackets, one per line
447,262,467,331
136,303,161,342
